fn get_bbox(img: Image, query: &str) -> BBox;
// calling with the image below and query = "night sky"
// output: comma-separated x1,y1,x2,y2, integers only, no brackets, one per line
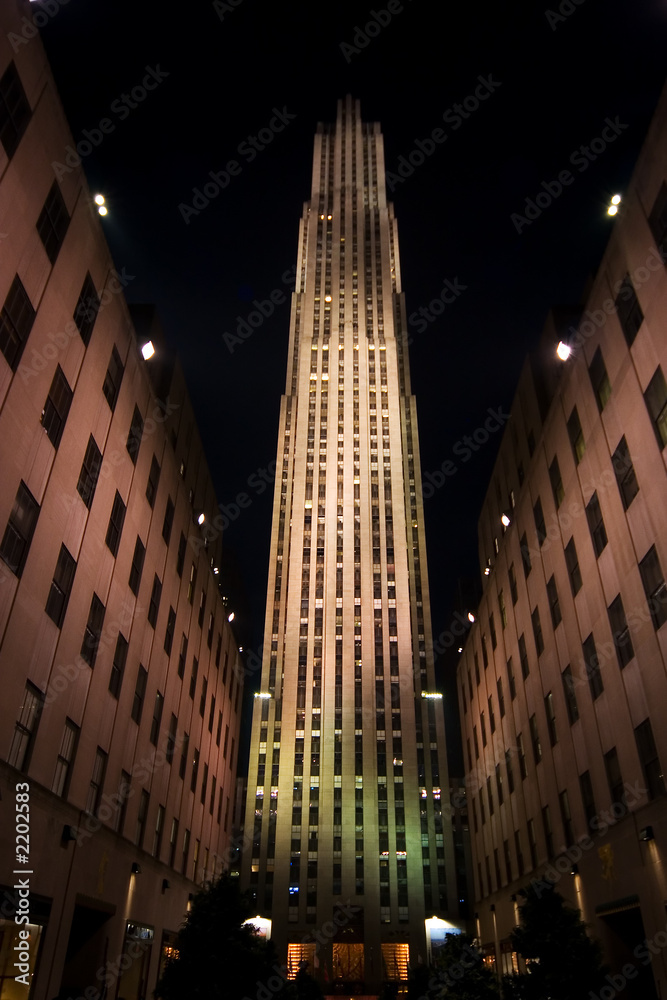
38,0,667,765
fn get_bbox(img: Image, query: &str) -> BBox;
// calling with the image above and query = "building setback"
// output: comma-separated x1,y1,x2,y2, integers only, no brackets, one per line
0,5,243,1000
241,97,457,994
458,82,667,998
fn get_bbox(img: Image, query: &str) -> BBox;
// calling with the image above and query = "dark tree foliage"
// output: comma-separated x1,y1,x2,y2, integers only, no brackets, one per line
408,933,499,1000
155,875,287,1000
503,884,607,1000
285,964,324,1000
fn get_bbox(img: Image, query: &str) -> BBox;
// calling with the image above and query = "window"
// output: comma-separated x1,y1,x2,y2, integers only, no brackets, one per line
497,676,505,718
531,606,544,656
549,456,564,509
0,62,31,157
604,747,624,804
507,657,516,700
128,536,145,595
520,533,531,577
52,719,79,797
509,563,518,605
562,666,579,724
527,819,538,868
480,711,487,747
153,804,165,859
0,480,40,577
612,437,639,510
588,346,612,411
176,533,186,577
208,694,216,733
0,275,35,371
517,733,527,779
167,714,177,765
489,613,497,650
542,805,554,858
565,537,582,595
148,574,162,628
648,181,667,253
567,407,585,465
191,748,200,792
8,682,43,770
164,607,176,655
533,498,546,546
77,436,102,508
189,657,199,699
86,747,107,816
180,734,189,780
187,563,197,604
199,676,207,718
201,763,208,805
198,590,206,628
102,346,124,410
529,714,542,764
108,633,128,699
518,633,529,679
162,497,175,544
638,545,667,630
126,406,144,464
81,593,105,668
634,719,665,799
514,830,523,875
105,491,126,557
136,789,149,848
585,492,607,557
544,692,557,746
36,182,70,263
178,634,188,679
182,828,190,874
582,633,603,700
615,275,643,346
41,365,72,448
131,666,148,724
150,691,164,746
488,695,496,733
579,770,596,830
498,590,507,628
45,544,76,627
73,273,100,345
168,817,179,866
644,368,667,450
146,455,161,508
608,594,634,668
546,575,561,629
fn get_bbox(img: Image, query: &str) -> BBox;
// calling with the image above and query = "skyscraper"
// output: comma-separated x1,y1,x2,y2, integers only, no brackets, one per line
241,97,457,994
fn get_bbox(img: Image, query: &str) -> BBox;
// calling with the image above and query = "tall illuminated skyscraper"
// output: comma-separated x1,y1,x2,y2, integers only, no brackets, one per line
242,97,457,994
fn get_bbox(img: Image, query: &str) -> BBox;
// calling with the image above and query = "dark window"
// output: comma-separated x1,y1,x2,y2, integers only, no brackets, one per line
0,276,35,371
150,691,164,746
191,747,199,792
176,533,186,577
128,536,145,595
86,748,107,817
544,692,557,746
496,677,505,718
607,594,634,668
0,62,31,157
542,805,554,858
52,718,79,798
187,563,197,604
531,606,544,656
549,456,564,509
73,273,100,345
586,492,608,558
634,718,665,800
530,714,542,764
519,633,529,678
126,406,144,464
102,346,124,410
162,497,175,544
131,665,148,724
509,563,518,605
648,181,667,253
514,829,523,874
77,436,102,509
579,770,596,829
81,593,105,667
178,634,188,679
105,491,126,557
146,455,161,508
533,498,546,546
488,695,496,733
565,537,582,595
582,633,603,700
615,275,643,346
189,657,199,699
644,368,667,450
604,747,624,804
520,532,531,577
567,407,585,464
559,790,574,845
45,544,76,627
0,481,40,577
108,633,128,699
36,182,70,263
527,429,535,457
489,613,497,650
166,714,177,765
562,666,579,724
208,695,216,733
507,657,516,700
499,590,507,628
546,575,561,629
41,365,72,448
136,789,149,848
481,635,488,669
517,461,524,486
164,607,176,655
198,590,206,628
588,347,612,412
148,574,162,628
612,436,639,510
199,676,207,718
7,682,43,771
517,733,527,779
638,545,667,630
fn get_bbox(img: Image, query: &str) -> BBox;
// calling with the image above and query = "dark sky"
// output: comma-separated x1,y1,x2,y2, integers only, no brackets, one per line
39,0,667,712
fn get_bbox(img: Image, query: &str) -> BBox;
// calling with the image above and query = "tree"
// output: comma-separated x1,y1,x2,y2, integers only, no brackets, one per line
155,875,287,1000
429,933,500,999
502,884,607,1000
